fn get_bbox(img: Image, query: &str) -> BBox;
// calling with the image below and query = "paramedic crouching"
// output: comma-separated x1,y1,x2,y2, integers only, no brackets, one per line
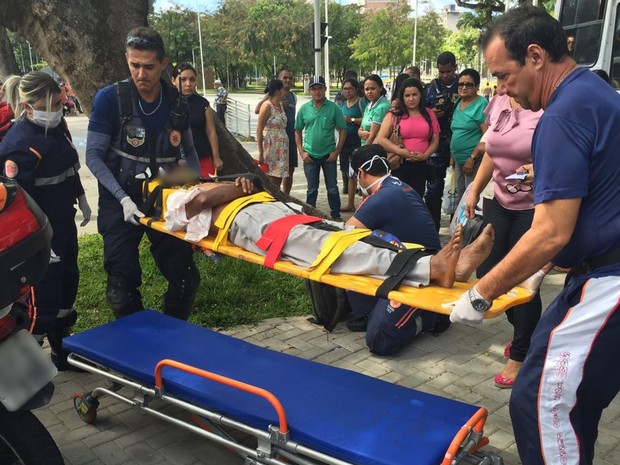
86,27,200,320
345,145,493,355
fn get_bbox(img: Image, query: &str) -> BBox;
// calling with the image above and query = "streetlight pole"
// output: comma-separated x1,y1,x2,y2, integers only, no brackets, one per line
412,0,419,67
411,0,427,67
197,13,207,95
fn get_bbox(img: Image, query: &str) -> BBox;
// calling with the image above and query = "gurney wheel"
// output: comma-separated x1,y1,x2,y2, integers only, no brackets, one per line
73,392,99,424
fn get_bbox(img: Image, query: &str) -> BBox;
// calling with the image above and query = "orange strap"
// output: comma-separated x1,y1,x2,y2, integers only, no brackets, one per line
256,214,322,269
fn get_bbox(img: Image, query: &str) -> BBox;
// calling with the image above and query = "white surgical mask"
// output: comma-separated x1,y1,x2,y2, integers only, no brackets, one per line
359,174,389,196
28,105,63,129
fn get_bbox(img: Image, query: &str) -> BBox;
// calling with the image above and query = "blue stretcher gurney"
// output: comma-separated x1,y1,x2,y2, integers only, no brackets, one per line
64,310,502,465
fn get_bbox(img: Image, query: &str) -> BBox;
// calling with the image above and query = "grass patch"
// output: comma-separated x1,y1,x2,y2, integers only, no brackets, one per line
75,234,312,332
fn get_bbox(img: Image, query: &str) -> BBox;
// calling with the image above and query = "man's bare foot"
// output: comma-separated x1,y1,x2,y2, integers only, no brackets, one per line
429,225,463,288
455,224,495,281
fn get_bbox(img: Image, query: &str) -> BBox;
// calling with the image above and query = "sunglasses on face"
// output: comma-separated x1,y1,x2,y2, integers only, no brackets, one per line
458,82,475,89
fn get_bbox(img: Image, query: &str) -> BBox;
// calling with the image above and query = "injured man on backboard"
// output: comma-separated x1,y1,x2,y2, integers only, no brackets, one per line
162,176,493,292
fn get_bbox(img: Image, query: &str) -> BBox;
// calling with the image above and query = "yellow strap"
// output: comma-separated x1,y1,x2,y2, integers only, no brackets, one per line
212,192,275,251
309,229,372,281
401,242,424,251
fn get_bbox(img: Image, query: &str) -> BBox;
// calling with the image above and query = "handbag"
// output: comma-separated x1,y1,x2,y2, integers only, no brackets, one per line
386,114,403,171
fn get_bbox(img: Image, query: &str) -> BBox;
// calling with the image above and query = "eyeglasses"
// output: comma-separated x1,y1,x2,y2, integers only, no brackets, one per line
457,82,475,89
506,181,533,194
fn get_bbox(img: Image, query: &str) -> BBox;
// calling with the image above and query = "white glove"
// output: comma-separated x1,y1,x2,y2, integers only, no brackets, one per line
50,248,61,264
518,270,547,293
445,286,491,326
120,196,144,226
77,194,91,227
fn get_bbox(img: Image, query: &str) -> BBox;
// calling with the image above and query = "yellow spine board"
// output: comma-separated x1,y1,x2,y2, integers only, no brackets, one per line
141,217,534,318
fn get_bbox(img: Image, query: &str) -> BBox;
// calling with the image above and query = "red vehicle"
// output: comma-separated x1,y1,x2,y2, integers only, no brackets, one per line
0,176,64,464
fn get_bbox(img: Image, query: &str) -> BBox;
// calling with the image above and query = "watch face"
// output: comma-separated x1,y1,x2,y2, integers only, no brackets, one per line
472,299,489,312
468,289,490,312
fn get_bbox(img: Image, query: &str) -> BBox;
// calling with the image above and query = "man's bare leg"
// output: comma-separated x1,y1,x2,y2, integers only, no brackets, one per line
454,224,495,282
429,225,463,288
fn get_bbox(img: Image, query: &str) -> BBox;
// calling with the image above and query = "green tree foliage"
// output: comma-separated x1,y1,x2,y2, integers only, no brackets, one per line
149,5,198,66
327,2,362,81
350,4,413,73
445,27,481,68
414,11,450,70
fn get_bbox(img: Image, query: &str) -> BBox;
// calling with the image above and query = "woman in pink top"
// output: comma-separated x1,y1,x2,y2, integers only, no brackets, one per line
375,78,439,197
465,93,544,389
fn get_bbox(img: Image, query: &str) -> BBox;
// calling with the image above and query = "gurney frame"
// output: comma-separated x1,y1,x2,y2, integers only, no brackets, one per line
68,352,502,465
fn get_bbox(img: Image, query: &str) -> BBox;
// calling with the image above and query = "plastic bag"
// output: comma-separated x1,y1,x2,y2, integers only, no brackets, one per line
442,166,458,216
450,183,485,245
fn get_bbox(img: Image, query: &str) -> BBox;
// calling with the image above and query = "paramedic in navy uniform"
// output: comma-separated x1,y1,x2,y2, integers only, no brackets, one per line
450,6,620,465
86,27,200,321
0,71,91,370
345,144,442,355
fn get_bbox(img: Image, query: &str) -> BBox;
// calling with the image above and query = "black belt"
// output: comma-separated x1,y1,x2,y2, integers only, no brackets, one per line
572,247,620,276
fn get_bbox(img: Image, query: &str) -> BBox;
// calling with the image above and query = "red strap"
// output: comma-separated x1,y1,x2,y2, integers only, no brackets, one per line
256,214,322,268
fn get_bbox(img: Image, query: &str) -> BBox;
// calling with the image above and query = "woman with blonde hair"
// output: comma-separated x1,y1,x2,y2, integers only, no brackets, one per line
0,71,91,370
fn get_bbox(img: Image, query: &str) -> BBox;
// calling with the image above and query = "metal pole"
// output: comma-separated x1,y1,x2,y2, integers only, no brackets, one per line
27,41,33,71
313,0,321,79
412,0,419,67
324,0,330,98
19,44,25,73
197,13,207,95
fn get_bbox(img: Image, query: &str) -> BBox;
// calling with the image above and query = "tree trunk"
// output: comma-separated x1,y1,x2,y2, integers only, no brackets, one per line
0,0,321,213
0,27,20,80
0,0,149,114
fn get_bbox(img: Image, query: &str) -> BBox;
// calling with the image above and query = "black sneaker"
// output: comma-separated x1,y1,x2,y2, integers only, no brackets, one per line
346,315,368,332
331,215,344,222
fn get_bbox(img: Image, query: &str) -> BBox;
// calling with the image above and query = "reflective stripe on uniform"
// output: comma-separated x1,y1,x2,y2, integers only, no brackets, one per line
33,162,79,186
538,275,620,465
110,146,177,164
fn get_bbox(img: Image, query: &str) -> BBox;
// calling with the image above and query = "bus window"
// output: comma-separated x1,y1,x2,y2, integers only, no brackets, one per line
560,0,605,65
611,5,620,88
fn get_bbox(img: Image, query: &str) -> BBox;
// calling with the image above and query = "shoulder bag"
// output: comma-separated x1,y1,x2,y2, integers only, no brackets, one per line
386,113,403,171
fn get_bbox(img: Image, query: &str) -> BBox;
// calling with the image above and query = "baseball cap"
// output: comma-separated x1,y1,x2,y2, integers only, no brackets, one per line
308,76,326,88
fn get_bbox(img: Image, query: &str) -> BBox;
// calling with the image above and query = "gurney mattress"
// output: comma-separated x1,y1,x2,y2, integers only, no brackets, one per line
64,311,479,465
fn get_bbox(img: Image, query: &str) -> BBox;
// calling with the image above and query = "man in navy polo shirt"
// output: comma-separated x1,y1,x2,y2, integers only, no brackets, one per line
450,6,620,465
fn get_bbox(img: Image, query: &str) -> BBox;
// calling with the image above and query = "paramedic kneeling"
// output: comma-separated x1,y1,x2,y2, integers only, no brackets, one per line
449,7,620,465
345,144,486,355
86,27,200,320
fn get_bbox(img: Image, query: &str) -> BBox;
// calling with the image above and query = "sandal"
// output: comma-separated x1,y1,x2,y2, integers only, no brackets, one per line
494,372,516,389
341,206,356,213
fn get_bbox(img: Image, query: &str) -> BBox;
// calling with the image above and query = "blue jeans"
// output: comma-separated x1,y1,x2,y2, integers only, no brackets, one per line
303,155,341,218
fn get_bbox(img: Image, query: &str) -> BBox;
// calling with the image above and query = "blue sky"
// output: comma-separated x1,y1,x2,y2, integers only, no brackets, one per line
153,0,457,14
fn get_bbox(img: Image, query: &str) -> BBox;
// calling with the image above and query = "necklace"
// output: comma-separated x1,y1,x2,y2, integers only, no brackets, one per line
554,66,577,92
138,89,163,116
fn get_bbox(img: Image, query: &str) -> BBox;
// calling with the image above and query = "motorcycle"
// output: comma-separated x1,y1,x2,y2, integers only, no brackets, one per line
0,176,64,464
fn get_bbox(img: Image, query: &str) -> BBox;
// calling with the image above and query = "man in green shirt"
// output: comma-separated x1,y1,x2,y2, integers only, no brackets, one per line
295,76,347,221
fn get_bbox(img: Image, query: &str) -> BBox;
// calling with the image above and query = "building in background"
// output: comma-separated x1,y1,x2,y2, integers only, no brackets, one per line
364,0,407,13
441,4,461,32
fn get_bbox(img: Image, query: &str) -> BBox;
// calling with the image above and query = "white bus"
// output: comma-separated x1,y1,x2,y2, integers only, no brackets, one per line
556,0,620,87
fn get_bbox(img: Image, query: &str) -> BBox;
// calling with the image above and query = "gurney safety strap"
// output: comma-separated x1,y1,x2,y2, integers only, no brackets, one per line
213,192,276,251
376,248,430,299
256,214,323,269
309,229,373,281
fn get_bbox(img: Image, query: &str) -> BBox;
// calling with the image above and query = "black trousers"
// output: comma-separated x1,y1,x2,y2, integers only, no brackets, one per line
98,195,199,320
33,218,79,336
477,197,542,362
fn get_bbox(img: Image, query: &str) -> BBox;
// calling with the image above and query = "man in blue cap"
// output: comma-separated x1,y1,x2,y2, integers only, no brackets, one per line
295,76,347,221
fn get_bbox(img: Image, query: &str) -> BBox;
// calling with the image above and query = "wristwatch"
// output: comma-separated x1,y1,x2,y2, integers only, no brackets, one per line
468,287,492,312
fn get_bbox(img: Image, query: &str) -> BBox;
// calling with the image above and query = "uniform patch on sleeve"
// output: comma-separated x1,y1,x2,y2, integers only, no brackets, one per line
4,160,18,178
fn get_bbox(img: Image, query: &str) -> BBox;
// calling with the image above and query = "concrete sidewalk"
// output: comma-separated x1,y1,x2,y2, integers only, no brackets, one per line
48,122,619,465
